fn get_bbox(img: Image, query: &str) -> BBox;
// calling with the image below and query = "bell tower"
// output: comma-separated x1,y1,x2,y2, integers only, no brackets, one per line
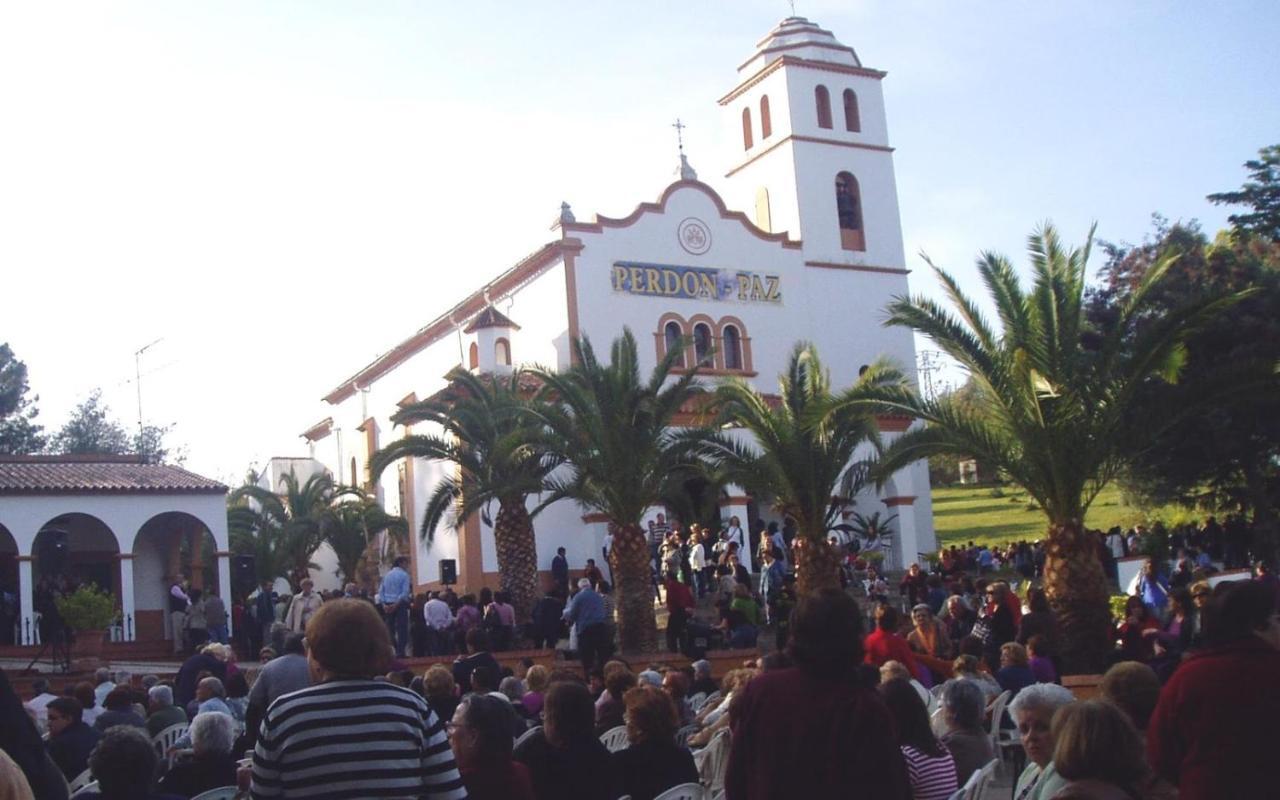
719,17,907,270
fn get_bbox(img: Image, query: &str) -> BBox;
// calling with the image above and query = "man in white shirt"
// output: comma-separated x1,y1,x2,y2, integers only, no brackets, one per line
169,578,191,655
25,678,59,734
423,592,454,656
92,667,115,707
689,532,707,597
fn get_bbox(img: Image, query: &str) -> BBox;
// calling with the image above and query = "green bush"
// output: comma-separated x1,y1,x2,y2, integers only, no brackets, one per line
55,585,119,631
1109,594,1132,623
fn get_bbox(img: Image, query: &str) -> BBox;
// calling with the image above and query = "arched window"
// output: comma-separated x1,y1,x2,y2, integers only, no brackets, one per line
843,89,860,132
693,323,713,367
468,342,479,370
723,325,743,370
760,95,772,139
664,321,685,367
755,187,772,231
495,338,511,366
815,85,833,129
741,107,753,150
835,171,865,251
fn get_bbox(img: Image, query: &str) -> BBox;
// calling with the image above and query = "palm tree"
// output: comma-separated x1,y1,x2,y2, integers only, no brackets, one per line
369,367,560,625
694,343,903,594
323,495,409,590
228,472,337,590
849,223,1248,670
532,329,706,653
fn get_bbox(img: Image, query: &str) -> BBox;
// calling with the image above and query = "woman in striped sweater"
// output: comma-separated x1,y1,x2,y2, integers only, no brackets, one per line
880,678,959,800
249,599,467,800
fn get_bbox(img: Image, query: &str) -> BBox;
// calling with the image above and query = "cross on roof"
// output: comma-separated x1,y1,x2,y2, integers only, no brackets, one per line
672,118,687,154
788,0,797,17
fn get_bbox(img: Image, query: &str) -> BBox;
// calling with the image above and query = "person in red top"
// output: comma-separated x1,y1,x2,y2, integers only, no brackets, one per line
663,572,696,654
726,588,910,800
1147,579,1280,799
864,604,923,681
448,693,535,800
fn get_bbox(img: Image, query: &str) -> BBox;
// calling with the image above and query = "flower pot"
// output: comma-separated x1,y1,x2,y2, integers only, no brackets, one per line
70,628,107,671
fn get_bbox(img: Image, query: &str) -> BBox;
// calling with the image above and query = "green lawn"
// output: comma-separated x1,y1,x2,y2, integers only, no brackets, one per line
931,484,1193,548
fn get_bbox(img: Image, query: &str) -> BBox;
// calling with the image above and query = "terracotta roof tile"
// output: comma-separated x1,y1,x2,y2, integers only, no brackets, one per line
0,456,227,495
463,305,521,333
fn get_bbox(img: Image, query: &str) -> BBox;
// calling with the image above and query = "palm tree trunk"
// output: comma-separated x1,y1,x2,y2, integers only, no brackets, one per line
608,522,658,652
792,535,841,595
493,499,539,630
1042,520,1112,673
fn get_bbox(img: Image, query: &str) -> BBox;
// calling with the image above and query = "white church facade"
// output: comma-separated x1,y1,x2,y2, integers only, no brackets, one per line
294,16,936,592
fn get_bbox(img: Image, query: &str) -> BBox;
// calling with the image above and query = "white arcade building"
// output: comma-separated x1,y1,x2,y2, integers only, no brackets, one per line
293,16,936,593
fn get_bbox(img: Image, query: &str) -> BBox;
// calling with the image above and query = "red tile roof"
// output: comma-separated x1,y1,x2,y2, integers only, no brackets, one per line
0,455,227,495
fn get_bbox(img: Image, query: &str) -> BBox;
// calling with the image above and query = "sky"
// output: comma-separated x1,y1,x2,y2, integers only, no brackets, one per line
1,1,1277,484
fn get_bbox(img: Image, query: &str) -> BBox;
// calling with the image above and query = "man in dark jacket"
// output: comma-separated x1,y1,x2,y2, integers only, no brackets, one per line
551,548,570,594
46,697,101,781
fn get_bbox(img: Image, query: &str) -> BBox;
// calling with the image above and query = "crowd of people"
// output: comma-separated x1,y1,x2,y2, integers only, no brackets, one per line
1,503,1277,799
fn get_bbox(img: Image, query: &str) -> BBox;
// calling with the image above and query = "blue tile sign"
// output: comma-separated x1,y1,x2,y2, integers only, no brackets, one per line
610,261,782,304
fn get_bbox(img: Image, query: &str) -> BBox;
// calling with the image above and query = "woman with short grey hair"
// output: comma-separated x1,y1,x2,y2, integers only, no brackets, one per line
157,712,238,797
1008,683,1076,800
939,679,994,785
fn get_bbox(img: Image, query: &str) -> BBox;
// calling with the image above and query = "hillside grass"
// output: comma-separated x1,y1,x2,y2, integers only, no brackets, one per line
931,483,1194,548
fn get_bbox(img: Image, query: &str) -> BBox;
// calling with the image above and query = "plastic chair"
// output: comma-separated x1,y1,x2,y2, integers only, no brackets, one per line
190,788,240,800
696,728,731,792
67,769,94,793
985,691,1014,769
653,783,705,800
947,757,999,800
675,723,698,747
599,725,631,753
69,782,99,799
687,692,706,711
152,722,190,757
514,725,542,749
696,691,721,713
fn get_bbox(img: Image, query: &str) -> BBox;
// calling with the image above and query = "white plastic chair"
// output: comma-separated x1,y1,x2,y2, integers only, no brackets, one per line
985,690,1014,769
696,728,731,792
599,725,631,753
653,783,705,800
695,691,721,714
514,725,542,749
153,722,189,755
69,781,99,799
687,692,706,711
190,788,240,800
675,723,698,747
67,769,94,793
948,757,999,800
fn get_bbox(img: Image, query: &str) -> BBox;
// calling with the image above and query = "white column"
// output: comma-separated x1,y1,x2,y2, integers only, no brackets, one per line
217,551,233,638
18,556,34,645
884,495,920,573
118,554,136,642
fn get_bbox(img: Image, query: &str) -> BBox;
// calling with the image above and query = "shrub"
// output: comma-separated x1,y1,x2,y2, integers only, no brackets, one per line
55,585,119,631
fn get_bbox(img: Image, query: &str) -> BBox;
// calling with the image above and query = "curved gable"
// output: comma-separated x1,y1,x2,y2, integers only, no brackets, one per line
562,179,802,250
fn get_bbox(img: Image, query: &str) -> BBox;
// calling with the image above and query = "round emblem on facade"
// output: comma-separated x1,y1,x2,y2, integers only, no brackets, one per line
678,217,712,255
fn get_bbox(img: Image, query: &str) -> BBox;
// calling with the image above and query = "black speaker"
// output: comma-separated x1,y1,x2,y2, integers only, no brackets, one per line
232,555,256,595
439,559,457,586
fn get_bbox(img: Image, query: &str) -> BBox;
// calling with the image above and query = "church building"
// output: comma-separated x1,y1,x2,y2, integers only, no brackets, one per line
295,16,936,592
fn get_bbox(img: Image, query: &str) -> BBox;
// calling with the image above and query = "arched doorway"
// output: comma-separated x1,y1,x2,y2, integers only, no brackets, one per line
133,512,220,647
32,513,121,595
0,524,17,645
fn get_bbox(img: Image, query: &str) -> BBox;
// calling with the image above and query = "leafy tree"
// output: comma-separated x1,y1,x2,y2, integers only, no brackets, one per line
369,368,560,624
228,471,339,589
1088,218,1280,558
693,344,901,594
532,330,705,652
49,390,130,455
323,496,408,590
1208,143,1280,241
48,389,181,463
856,224,1248,671
0,343,45,454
